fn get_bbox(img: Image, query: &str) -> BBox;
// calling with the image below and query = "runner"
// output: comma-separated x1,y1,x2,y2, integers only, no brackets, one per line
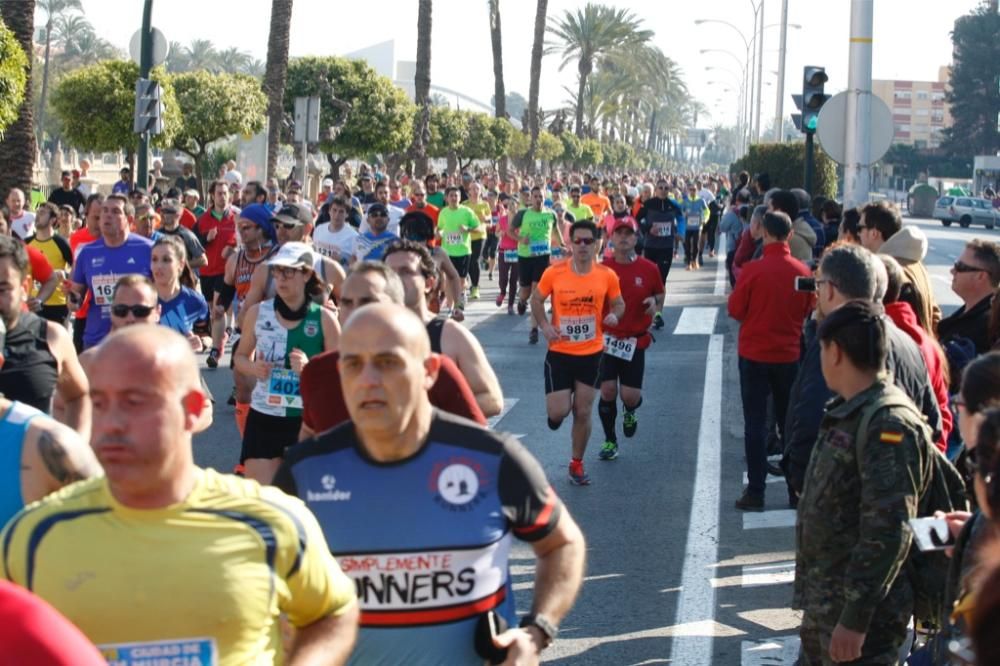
596,218,665,461
358,180,403,235
514,186,565,345
398,210,464,320
151,237,210,351
483,189,501,280
298,261,486,439
353,203,399,262
312,196,359,267
384,240,504,417
600,194,637,261
463,181,491,300
566,184,596,224
26,203,73,325
233,242,340,484
531,220,625,485
156,198,207,269
195,180,239,368
437,186,480,308
495,194,520,313
637,179,684,329
5,188,35,240
2,325,359,666
0,318,99,527
681,183,710,270
273,303,585,665
68,194,104,352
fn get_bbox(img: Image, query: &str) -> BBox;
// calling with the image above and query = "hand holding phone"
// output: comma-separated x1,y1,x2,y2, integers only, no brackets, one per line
909,517,956,551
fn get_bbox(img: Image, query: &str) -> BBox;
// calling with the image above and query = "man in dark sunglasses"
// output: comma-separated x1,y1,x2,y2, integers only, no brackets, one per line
939,238,1000,363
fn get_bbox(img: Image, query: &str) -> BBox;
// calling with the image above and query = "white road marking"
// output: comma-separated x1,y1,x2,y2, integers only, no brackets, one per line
740,561,796,588
714,237,728,296
669,333,724,664
486,398,519,429
741,635,801,665
673,307,719,335
743,510,797,530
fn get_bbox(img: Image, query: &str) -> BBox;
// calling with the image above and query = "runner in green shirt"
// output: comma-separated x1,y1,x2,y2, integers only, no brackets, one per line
512,186,565,344
436,187,480,308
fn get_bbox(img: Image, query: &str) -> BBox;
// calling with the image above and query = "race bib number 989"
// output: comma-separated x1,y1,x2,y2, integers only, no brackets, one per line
560,315,596,342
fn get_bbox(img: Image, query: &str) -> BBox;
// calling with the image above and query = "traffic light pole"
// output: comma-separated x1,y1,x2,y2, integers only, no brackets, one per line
843,0,874,208
804,131,815,196
136,0,154,193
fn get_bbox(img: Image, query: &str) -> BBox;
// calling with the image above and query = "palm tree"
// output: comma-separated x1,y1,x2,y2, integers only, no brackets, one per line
0,0,36,196
35,0,81,143
488,0,508,178
218,47,252,75
164,40,189,72
526,0,547,165
547,3,652,138
263,0,293,180
411,0,432,176
185,39,219,72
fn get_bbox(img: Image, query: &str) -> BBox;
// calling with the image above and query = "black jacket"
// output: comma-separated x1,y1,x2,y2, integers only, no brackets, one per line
938,294,993,355
784,317,944,494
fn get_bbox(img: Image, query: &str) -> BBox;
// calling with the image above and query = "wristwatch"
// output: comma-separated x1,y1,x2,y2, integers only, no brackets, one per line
519,613,558,648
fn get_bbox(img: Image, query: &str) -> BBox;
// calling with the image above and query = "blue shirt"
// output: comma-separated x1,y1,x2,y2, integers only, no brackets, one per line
159,286,208,336
682,197,709,230
356,231,398,262
71,234,153,348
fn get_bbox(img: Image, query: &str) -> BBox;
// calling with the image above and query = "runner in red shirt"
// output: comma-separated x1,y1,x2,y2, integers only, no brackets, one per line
596,217,665,461
195,180,238,367
67,194,103,352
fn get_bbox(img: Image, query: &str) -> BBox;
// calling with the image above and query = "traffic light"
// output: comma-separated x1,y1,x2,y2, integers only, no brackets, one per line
133,78,164,136
801,66,829,133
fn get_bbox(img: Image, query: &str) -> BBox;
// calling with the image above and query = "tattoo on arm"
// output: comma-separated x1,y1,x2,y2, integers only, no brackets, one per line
38,430,87,485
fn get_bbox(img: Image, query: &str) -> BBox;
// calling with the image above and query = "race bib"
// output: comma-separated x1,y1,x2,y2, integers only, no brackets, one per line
686,213,702,227
551,246,564,259
503,249,519,263
92,273,117,306
603,334,637,361
560,315,596,342
99,637,217,666
267,367,302,409
529,242,549,256
445,232,463,246
652,222,672,237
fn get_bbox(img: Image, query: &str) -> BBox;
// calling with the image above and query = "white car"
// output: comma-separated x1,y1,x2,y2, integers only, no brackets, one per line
933,196,997,230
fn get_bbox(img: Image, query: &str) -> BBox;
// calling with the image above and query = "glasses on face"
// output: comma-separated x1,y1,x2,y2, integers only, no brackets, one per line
572,237,597,246
270,266,306,279
953,260,987,274
412,192,425,198
278,222,299,230
111,303,154,318
369,212,388,218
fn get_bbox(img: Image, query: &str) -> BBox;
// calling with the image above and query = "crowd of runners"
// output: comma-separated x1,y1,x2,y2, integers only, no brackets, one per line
1,161,1000,664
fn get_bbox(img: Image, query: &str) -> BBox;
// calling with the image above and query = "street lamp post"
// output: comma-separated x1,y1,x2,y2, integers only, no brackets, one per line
774,0,790,142
754,1,765,142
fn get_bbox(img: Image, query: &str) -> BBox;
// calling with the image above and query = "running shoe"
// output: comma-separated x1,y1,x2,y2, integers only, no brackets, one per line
495,293,504,307
233,463,246,477
598,440,619,461
568,460,591,485
623,411,638,438
227,386,237,406
507,304,514,315
206,348,220,369
517,299,527,316
470,287,480,300
653,312,665,330
529,327,539,344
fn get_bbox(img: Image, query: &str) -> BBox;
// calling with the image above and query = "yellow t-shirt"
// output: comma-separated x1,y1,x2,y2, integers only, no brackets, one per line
2,468,356,666
27,235,71,306
464,200,492,241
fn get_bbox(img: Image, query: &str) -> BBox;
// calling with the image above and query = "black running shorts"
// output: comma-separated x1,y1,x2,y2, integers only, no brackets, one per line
544,350,603,394
518,255,550,287
600,346,646,389
241,408,302,462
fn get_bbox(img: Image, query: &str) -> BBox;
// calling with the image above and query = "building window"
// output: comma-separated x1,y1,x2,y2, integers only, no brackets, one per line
931,92,946,102
932,110,944,122
894,107,911,115
915,108,929,116
894,90,912,100
916,91,929,100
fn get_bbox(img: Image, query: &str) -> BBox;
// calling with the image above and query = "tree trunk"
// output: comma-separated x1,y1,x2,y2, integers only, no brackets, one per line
488,0,509,181
0,0,36,197
526,0,547,167
411,0,432,177
36,17,53,145
263,0,293,181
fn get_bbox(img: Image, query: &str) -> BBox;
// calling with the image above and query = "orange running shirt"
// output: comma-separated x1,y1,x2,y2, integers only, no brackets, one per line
580,192,612,219
536,261,621,356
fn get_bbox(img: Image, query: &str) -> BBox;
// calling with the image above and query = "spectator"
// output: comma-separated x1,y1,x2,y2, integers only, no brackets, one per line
820,199,843,245
47,170,86,216
859,200,941,334
938,238,999,359
732,204,766,283
728,211,814,511
791,188,826,256
839,207,863,245
719,191,750,286
768,189,816,263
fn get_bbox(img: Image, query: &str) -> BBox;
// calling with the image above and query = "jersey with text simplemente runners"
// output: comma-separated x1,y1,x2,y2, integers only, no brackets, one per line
602,256,664,343
272,411,563,666
70,234,153,348
537,261,622,356
1,468,356,666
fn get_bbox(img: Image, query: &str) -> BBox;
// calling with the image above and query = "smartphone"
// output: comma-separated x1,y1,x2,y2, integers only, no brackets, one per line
909,517,956,551
794,276,817,292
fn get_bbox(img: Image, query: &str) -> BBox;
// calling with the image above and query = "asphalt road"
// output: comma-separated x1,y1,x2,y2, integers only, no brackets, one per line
191,214,994,665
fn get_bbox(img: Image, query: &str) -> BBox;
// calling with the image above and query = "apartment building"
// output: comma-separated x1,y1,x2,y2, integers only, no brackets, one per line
872,67,952,149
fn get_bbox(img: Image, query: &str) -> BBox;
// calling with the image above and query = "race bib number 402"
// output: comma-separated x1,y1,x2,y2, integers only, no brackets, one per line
603,334,636,361
560,315,596,342
267,367,302,408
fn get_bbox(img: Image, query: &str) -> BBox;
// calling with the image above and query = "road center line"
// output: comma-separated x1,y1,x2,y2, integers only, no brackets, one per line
669,333,724,664
673,307,719,335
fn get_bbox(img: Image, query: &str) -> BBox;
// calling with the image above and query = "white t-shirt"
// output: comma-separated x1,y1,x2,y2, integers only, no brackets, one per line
312,223,359,265
358,206,402,237
223,169,243,185
9,211,35,240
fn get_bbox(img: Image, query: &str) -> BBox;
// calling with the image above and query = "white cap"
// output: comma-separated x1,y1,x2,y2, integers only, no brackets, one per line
268,242,315,270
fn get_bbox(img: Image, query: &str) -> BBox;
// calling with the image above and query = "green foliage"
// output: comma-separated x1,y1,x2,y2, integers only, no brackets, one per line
284,56,414,161
579,138,603,168
558,132,582,164
50,60,180,152
458,113,513,165
731,143,837,198
206,141,237,182
536,131,564,163
508,131,530,159
601,141,635,170
427,106,468,159
0,17,27,137
170,71,266,159
943,3,1000,157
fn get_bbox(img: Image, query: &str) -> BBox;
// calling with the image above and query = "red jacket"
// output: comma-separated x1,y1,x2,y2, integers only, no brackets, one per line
885,301,952,452
731,227,758,282
728,242,814,363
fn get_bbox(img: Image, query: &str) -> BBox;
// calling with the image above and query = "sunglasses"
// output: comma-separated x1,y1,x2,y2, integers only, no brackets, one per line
270,266,307,278
953,260,987,274
571,237,597,246
111,304,154,318
278,222,299,230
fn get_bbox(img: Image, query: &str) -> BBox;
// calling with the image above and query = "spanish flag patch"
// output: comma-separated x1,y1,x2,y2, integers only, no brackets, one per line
880,430,904,445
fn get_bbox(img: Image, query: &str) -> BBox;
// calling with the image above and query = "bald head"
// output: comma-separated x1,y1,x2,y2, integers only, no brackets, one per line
342,303,430,360
95,325,201,393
